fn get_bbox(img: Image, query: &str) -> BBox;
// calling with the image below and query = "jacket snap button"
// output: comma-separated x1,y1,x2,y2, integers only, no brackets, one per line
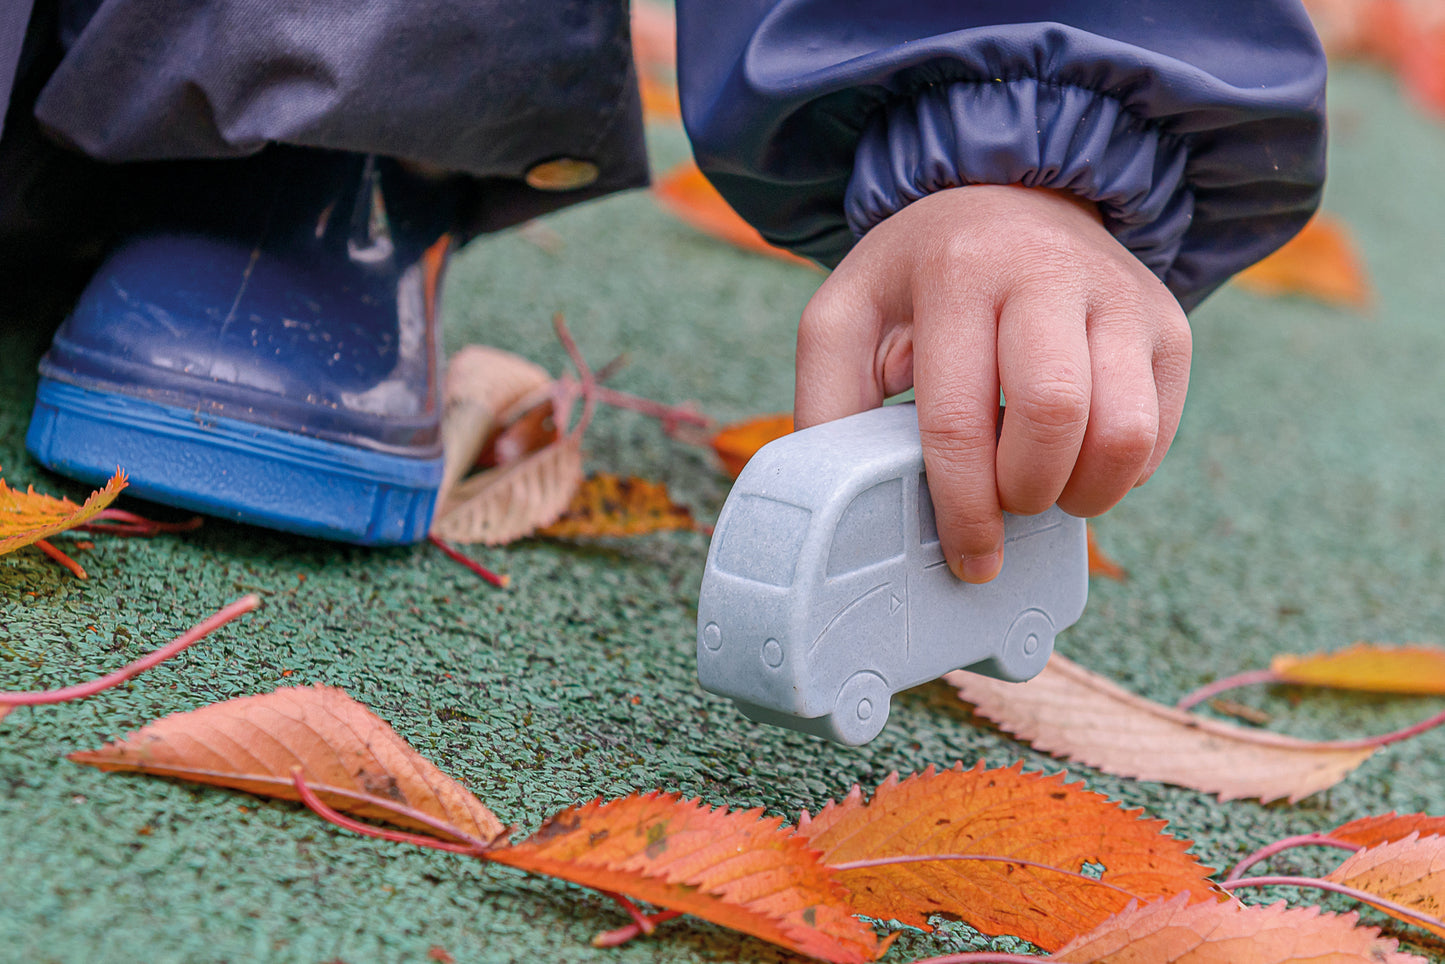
525,158,600,191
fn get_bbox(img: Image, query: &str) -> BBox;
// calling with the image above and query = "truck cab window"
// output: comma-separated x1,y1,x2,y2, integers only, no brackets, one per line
712,495,812,588
827,479,903,577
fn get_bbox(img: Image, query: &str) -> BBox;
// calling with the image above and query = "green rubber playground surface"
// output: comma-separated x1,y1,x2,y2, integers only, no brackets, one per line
3,65,1445,962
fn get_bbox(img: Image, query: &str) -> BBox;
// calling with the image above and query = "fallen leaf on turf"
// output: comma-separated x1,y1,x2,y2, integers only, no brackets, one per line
488,792,887,964
432,318,599,545
1050,893,1425,963
1332,813,1445,848
1271,642,1445,695
70,685,505,843
1234,214,1372,310
710,413,794,478
0,468,127,553
796,763,1221,952
438,346,554,502
631,0,679,123
1086,526,1127,581
537,474,698,539
946,655,1377,803
1304,0,1445,117
431,423,586,545
1324,834,1445,938
653,163,817,268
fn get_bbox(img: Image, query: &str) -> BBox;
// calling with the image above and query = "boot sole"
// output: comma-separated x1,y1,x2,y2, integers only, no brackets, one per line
26,378,441,545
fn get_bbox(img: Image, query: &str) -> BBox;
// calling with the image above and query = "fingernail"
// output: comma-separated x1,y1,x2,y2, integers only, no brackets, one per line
959,548,1003,584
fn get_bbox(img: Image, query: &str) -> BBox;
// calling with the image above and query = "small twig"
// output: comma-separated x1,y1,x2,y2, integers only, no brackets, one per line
591,385,713,434
428,535,510,588
0,594,259,709
828,853,1141,902
591,910,685,948
35,538,87,579
1225,832,1361,882
1176,668,1281,710
1223,874,1445,934
291,770,492,855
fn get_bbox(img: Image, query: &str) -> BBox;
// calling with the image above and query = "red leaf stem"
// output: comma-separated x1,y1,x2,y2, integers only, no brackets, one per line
35,538,87,579
1176,668,1281,710
0,594,259,709
591,910,686,948
1222,874,1445,934
81,508,204,536
290,770,492,854
904,956,1044,964
1225,832,1362,882
428,535,510,588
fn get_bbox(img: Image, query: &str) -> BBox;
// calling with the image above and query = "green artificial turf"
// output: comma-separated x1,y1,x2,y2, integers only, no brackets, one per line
3,65,1445,962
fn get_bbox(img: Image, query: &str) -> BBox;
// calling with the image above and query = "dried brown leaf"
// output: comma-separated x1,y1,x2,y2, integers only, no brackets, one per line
488,792,888,963
430,427,585,545
946,655,1377,803
797,763,1222,952
1051,894,1425,963
70,685,504,842
439,346,554,501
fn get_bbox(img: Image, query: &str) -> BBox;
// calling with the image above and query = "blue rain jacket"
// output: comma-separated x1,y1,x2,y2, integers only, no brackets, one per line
677,0,1327,310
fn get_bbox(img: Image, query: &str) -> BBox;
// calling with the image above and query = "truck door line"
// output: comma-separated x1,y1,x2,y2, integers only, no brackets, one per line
807,582,896,655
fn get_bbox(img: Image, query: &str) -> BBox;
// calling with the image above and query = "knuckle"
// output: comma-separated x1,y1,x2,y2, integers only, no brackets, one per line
1089,408,1158,470
1012,374,1091,435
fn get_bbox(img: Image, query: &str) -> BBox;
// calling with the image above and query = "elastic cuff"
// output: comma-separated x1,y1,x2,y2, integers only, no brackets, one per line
844,78,1193,285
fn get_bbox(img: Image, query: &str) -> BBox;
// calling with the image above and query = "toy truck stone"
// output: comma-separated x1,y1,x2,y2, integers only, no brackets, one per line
696,403,1088,745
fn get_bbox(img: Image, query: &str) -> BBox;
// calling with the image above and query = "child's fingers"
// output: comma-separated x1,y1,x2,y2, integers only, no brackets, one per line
913,287,1005,584
995,292,1091,516
794,267,895,430
1056,320,1160,518
1139,310,1192,485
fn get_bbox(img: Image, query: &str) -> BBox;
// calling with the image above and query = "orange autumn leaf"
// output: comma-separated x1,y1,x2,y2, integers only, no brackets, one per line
631,1,680,123
0,468,127,554
69,685,505,843
1051,894,1425,963
796,763,1221,953
1086,525,1128,581
1333,813,1445,848
1271,642,1445,695
537,474,698,539
1234,214,1372,310
711,413,794,478
1324,834,1445,939
946,654,1377,803
653,162,817,268
488,792,888,964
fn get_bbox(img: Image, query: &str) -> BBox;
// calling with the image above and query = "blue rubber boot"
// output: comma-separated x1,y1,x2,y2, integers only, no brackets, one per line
26,149,455,545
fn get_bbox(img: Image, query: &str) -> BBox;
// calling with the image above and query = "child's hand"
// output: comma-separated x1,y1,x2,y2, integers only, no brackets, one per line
795,184,1191,583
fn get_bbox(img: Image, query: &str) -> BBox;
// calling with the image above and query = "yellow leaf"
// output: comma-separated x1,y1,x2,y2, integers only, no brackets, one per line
1272,642,1445,695
0,469,127,554
538,474,698,539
